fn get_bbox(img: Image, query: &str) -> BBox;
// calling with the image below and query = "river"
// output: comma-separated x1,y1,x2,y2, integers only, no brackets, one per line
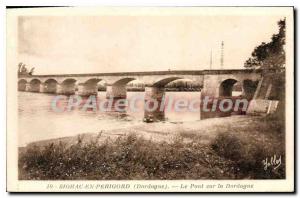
18,91,201,146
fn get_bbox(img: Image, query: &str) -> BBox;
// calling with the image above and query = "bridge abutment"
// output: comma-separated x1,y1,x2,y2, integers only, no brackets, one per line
143,86,165,122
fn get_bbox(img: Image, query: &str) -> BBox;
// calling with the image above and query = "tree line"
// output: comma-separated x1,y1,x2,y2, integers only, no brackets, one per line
18,62,35,76
244,18,285,70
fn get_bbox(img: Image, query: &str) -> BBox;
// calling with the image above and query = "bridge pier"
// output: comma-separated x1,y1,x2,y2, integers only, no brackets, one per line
56,84,63,94
106,85,127,99
25,83,31,92
78,83,98,96
200,78,232,119
39,83,46,93
144,86,165,122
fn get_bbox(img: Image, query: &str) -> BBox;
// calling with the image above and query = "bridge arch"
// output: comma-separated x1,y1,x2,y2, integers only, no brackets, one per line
152,77,184,87
219,78,238,97
59,78,77,95
83,78,103,85
18,79,27,91
29,79,42,92
112,77,137,86
44,79,58,93
106,77,140,99
78,78,103,96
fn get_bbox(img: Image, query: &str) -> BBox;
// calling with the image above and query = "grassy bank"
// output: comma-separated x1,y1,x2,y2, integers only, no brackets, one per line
19,115,285,180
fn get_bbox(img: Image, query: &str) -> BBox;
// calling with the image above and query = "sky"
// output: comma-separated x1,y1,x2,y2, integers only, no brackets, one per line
18,15,284,75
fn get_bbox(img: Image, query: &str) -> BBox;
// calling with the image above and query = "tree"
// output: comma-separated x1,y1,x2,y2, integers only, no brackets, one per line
20,63,28,74
18,62,23,73
244,18,285,69
18,62,35,76
29,67,35,75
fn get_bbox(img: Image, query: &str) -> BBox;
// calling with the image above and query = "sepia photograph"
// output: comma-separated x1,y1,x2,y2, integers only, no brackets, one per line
6,6,294,192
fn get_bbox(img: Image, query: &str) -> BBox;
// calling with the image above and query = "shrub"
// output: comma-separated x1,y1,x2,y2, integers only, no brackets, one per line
19,133,236,180
211,132,285,179
211,133,243,161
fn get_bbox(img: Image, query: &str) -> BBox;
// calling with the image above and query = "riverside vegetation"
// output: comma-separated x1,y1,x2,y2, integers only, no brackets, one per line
19,114,285,180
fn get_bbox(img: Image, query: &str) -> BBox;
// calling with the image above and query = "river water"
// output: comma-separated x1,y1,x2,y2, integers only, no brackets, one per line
18,91,201,146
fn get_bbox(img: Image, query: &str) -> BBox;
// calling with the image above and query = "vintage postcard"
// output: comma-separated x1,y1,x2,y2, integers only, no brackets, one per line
6,7,294,192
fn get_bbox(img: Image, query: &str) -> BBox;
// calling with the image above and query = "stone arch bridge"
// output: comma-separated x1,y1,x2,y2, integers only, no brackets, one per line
18,69,263,120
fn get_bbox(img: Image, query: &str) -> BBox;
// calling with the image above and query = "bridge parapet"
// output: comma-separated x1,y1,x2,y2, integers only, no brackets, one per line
17,71,206,92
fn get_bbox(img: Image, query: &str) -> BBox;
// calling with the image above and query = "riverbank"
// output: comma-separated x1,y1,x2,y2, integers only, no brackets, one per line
22,115,257,147
19,114,285,179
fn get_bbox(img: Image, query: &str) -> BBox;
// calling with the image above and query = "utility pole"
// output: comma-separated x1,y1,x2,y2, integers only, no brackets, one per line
220,41,224,69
